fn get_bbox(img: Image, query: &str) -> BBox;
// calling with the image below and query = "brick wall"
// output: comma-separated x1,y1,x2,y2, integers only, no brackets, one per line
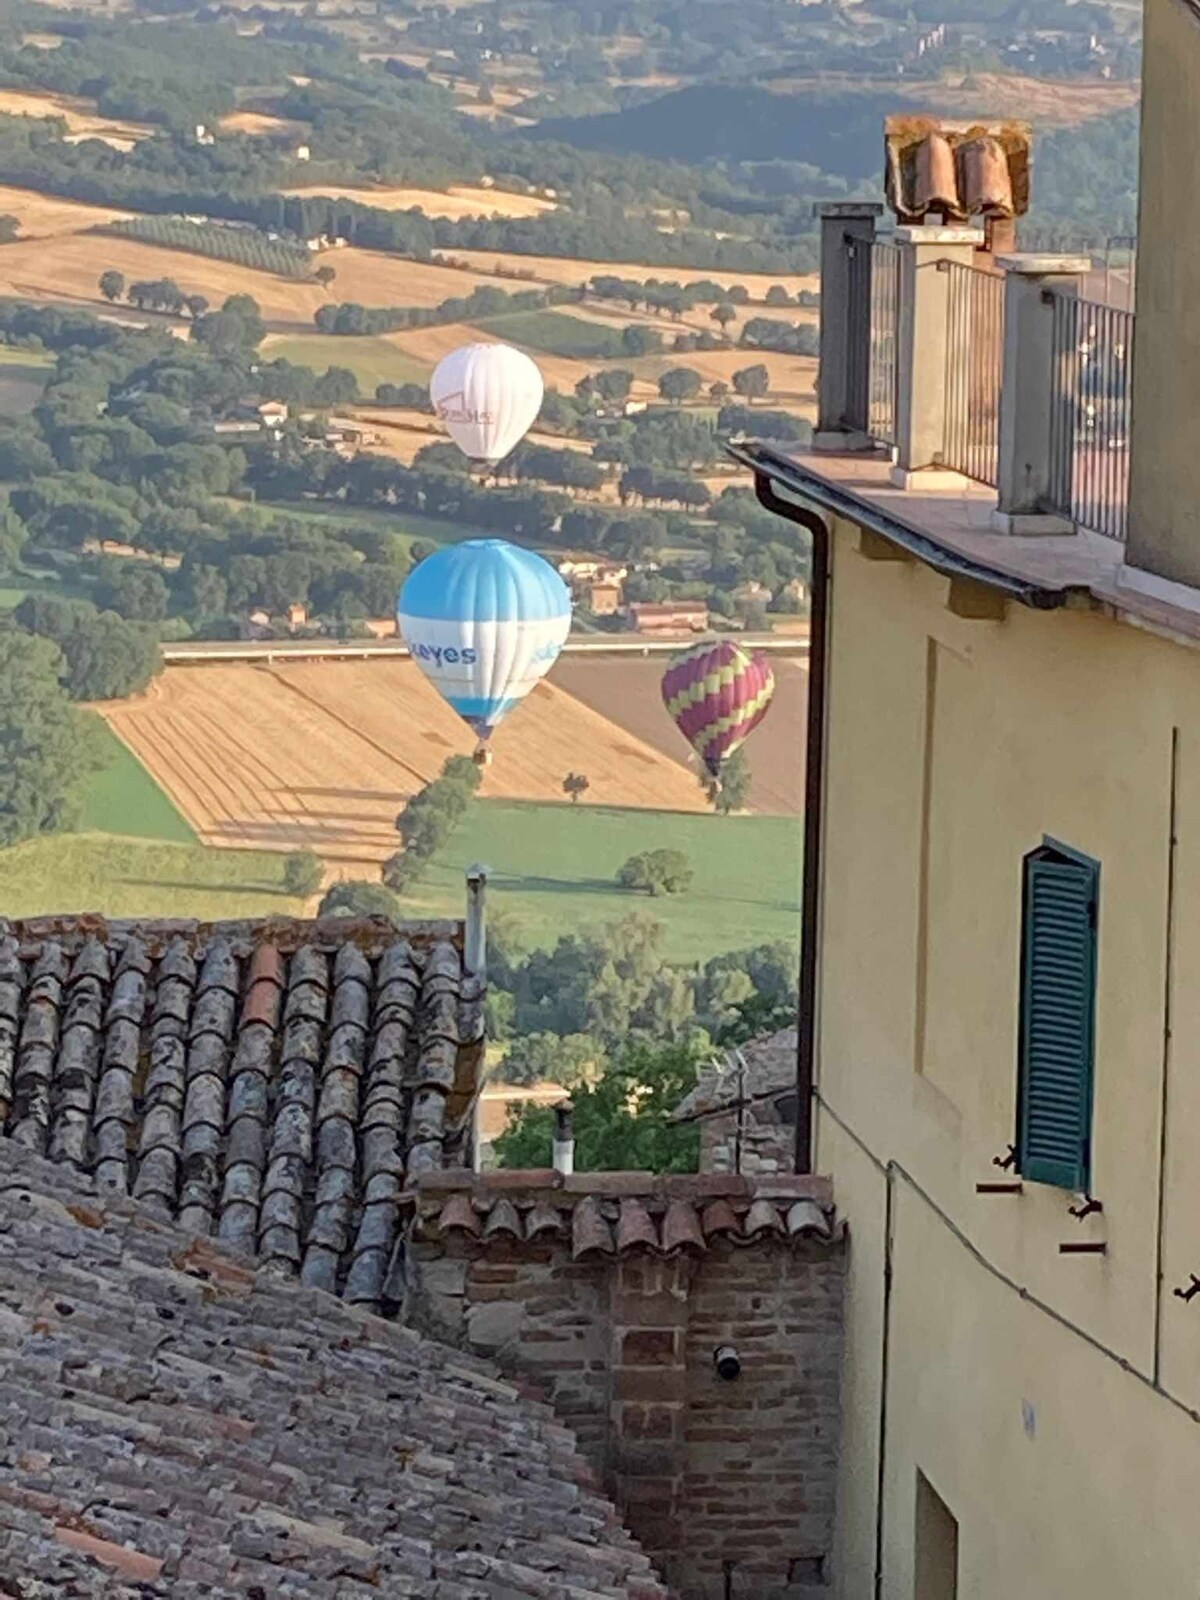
405,1173,844,1599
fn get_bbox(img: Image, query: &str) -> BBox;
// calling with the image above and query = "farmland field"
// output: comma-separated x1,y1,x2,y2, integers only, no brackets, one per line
284,182,557,220
261,333,432,388
449,250,820,301
0,89,151,149
3,835,304,922
79,717,197,843
473,308,628,359
98,659,720,863
400,801,803,961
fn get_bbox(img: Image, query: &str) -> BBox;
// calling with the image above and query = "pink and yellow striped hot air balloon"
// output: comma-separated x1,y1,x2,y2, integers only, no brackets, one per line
660,639,776,780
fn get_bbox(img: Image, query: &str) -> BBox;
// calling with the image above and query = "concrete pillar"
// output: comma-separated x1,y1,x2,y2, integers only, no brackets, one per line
814,201,884,450
993,254,1092,534
890,226,985,489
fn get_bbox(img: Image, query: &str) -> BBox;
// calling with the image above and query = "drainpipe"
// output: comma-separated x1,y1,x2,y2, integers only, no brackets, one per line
465,863,488,986
753,473,831,1176
553,1101,575,1176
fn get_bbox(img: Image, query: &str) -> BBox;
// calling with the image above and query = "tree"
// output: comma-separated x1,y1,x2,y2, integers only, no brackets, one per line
617,848,694,896
708,747,752,814
314,265,337,289
622,325,664,358
765,285,793,306
495,1041,702,1174
283,849,324,898
318,880,402,920
709,380,730,403
185,294,209,320
0,216,18,244
99,270,125,303
562,772,591,805
711,301,737,337
16,598,161,702
497,1031,603,1087
733,363,771,404
94,565,169,623
658,367,703,406
0,630,100,847
595,369,634,406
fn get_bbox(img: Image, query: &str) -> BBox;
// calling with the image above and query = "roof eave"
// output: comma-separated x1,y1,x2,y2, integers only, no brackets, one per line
727,439,1071,612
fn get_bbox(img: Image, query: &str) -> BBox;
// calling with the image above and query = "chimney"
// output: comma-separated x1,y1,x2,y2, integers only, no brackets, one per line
465,864,487,985
553,1102,575,1176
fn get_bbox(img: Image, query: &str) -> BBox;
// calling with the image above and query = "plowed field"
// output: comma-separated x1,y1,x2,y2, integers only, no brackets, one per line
100,659,710,865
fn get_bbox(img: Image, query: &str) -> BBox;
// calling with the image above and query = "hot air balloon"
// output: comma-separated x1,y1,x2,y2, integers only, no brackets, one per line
429,342,544,464
398,539,571,759
661,639,775,781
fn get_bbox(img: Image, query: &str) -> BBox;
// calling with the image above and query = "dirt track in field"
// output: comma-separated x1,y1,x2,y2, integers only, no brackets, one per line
99,658,712,864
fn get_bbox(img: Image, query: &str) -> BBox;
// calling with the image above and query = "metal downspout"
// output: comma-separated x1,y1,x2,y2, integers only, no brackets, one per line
753,472,830,1176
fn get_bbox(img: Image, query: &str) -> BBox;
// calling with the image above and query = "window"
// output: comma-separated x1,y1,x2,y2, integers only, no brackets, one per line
1016,841,1099,1191
914,1470,958,1600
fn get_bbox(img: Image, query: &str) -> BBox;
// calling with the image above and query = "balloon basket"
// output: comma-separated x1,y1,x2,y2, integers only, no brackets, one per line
473,746,494,769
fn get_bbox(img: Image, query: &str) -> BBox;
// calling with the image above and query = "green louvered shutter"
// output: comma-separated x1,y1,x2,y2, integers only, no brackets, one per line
1016,848,1099,1191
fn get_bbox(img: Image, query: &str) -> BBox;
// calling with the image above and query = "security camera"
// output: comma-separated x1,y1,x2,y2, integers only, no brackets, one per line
713,1345,741,1381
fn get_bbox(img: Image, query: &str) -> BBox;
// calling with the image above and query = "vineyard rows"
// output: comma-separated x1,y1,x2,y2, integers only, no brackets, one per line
101,217,313,278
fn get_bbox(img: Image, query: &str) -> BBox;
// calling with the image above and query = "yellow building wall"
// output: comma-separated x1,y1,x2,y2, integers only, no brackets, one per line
1127,0,1200,584
817,516,1200,1597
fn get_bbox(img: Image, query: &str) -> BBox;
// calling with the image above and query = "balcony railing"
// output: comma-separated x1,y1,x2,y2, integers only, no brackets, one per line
1045,292,1134,543
815,207,1136,540
842,234,899,444
940,260,1005,488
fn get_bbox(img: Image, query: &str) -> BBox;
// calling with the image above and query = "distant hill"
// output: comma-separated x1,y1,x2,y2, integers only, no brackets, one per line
532,86,895,182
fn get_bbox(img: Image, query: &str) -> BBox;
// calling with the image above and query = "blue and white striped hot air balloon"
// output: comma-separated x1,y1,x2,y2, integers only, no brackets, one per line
397,539,572,756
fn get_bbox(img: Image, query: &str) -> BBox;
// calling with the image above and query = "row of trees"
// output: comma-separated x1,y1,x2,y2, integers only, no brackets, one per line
313,281,577,336
383,755,482,895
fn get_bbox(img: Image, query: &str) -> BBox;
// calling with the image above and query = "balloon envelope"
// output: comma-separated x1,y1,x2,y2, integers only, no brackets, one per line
429,342,544,463
398,539,571,738
661,639,775,777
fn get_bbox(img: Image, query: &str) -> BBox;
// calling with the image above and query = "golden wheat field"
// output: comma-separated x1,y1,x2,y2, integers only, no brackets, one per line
0,232,504,327
99,661,709,864
284,182,556,220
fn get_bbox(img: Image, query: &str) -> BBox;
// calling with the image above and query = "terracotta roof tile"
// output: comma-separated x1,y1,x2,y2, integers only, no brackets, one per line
0,1140,668,1599
0,913,484,1313
884,116,1031,224
616,1196,659,1253
417,1174,840,1258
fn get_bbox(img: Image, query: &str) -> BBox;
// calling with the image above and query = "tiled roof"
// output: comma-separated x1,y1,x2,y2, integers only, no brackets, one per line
671,1027,798,1123
0,913,484,1312
415,1170,839,1256
885,116,1031,223
0,1140,666,1599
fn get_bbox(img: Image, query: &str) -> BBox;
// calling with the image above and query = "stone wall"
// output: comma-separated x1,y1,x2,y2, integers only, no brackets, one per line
405,1171,844,1599
699,1096,798,1176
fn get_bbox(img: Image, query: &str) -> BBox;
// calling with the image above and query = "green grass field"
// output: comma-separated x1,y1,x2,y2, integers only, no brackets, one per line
473,309,628,360
262,334,432,392
79,718,196,843
3,835,306,922
403,801,802,962
257,500,556,559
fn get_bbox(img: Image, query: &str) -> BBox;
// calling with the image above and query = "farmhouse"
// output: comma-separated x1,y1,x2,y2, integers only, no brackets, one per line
0,903,844,1598
628,599,710,634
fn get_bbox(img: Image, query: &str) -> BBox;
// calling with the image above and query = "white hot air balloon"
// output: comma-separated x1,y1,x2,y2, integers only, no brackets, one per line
429,342,544,464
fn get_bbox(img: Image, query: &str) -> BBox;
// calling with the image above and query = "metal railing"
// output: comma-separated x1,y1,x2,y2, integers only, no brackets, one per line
843,232,871,434
1045,292,1134,542
868,240,900,445
940,260,1005,486
842,233,899,443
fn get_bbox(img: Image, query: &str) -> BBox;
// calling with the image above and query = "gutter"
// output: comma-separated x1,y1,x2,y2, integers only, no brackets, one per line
740,467,830,1177
728,440,1070,612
